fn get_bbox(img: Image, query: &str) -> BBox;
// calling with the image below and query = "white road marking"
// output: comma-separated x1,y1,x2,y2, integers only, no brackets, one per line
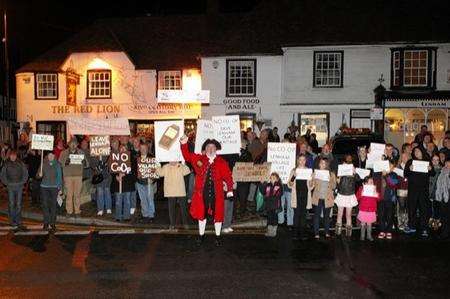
98,229,136,235
15,231,49,236
54,230,91,236
142,229,165,234
0,226,13,231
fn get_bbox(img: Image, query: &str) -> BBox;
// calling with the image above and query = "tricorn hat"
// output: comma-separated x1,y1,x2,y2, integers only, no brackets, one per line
201,139,222,151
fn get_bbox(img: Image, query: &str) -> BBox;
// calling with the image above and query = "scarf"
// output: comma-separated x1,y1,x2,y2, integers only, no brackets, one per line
207,153,216,164
436,168,450,203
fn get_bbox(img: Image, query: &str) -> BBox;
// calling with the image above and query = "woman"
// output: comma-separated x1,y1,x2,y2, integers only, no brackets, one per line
39,152,62,231
429,154,442,230
288,154,312,241
92,152,112,216
396,152,410,232
356,146,368,169
404,146,435,237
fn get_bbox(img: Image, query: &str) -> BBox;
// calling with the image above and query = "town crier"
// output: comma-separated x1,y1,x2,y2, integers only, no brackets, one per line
180,135,234,246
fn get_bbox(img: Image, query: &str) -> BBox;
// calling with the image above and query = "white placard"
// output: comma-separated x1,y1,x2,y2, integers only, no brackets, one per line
267,142,296,184
393,168,404,177
154,120,184,162
412,160,429,173
296,168,313,180
314,170,330,182
370,143,386,156
373,160,390,173
355,168,371,179
212,115,241,155
362,185,377,197
69,154,84,165
31,134,54,151
194,120,214,153
338,164,354,177
67,117,130,136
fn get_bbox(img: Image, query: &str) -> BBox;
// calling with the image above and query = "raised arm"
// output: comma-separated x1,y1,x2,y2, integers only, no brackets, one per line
180,136,201,165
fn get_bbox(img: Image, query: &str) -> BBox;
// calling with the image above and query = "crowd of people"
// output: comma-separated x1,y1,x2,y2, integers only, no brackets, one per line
0,125,449,246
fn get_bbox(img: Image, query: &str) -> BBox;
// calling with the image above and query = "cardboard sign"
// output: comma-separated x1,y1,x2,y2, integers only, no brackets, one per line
412,160,429,173
194,120,214,153
373,160,390,173
314,170,330,182
232,162,271,182
90,135,111,156
338,164,354,177
355,168,371,179
69,154,84,165
362,185,377,197
267,142,296,184
31,134,54,151
212,115,241,155
393,168,404,177
137,156,160,179
110,151,131,174
296,168,313,180
154,120,184,162
67,117,130,136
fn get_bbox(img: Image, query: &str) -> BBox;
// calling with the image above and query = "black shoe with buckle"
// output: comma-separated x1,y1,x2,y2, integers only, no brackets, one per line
214,236,222,247
196,235,205,245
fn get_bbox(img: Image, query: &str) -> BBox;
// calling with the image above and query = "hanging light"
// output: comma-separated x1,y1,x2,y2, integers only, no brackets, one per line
255,107,265,131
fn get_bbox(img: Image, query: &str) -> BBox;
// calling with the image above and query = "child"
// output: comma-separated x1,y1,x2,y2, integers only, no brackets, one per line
436,158,450,239
311,157,337,239
335,154,359,237
259,172,283,237
356,177,380,241
378,160,400,240
156,161,191,230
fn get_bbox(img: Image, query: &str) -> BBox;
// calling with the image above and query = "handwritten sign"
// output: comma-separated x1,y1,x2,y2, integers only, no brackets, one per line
137,156,160,179
267,142,296,184
31,134,54,151
195,120,214,153
69,154,84,165
232,162,271,182
412,160,429,173
338,164,354,177
362,185,377,197
212,115,241,155
296,168,313,180
393,168,404,177
355,168,371,179
90,135,110,156
373,160,390,173
110,151,131,174
314,170,330,182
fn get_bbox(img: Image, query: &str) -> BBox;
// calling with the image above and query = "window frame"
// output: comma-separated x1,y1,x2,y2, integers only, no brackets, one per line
86,69,112,100
226,59,257,97
298,112,330,146
157,70,183,91
34,72,59,100
312,51,344,88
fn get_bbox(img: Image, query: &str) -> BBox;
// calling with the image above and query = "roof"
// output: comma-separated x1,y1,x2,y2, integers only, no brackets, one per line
17,0,450,73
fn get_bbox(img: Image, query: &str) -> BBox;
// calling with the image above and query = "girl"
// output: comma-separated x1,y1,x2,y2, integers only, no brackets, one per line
311,157,337,239
259,172,283,237
356,177,380,241
397,152,409,232
288,154,312,241
378,160,400,240
335,154,358,237
428,154,442,231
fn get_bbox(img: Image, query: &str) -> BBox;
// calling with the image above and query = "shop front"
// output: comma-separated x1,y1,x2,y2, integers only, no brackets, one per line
384,93,450,149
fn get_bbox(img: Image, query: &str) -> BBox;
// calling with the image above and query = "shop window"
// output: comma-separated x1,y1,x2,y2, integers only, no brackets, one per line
384,109,405,150
313,51,343,88
158,71,182,90
239,115,255,131
35,73,58,99
427,109,447,146
36,121,66,142
87,70,111,99
226,59,256,97
405,109,426,143
298,113,329,146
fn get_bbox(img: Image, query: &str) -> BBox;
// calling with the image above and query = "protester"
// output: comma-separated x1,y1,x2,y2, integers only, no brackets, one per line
39,152,62,231
136,143,157,223
296,141,314,168
0,150,28,230
377,160,399,240
314,143,337,173
396,152,409,232
356,177,380,241
92,152,112,216
259,172,283,237
435,157,450,239
53,139,65,160
272,127,281,142
25,149,42,206
414,125,429,144
236,140,253,216
428,154,442,230
156,161,191,230
311,157,336,239
309,133,319,154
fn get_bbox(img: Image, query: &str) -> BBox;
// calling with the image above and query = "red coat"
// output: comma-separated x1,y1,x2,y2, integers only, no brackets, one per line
356,186,381,213
181,143,234,222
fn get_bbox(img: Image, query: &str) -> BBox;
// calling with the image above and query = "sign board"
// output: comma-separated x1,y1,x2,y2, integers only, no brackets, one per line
109,151,131,174
154,120,184,162
232,162,271,182
296,168,313,180
212,115,241,155
67,117,130,136
69,154,84,165
267,142,296,184
194,120,214,153
157,90,210,104
31,134,54,151
412,160,429,173
137,156,160,179
90,135,111,156
370,107,383,120
338,164,354,177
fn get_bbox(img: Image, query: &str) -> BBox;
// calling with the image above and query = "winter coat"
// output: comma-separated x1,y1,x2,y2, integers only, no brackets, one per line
356,186,381,212
156,163,190,197
59,148,85,177
383,172,400,203
287,168,312,209
337,173,358,196
404,158,435,196
311,172,337,208
0,159,28,189
40,160,62,189
258,182,282,211
429,166,442,201
435,168,450,203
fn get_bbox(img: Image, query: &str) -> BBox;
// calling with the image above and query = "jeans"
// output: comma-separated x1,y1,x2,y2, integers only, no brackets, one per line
8,187,23,226
96,185,112,212
397,196,408,230
408,189,430,231
223,199,234,229
313,199,331,235
294,193,308,237
136,182,155,218
168,197,189,227
379,200,394,233
236,182,250,213
41,187,58,226
130,190,137,210
115,192,131,221
278,191,294,226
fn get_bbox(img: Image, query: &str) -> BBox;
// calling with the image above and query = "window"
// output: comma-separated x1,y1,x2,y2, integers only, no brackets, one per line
226,59,256,97
35,73,58,99
87,70,111,99
390,47,436,89
158,71,182,90
36,121,66,142
298,113,329,147
313,51,343,87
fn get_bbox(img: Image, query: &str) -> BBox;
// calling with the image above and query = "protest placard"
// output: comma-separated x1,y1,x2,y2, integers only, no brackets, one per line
69,154,84,165
362,185,377,197
232,162,271,182
137,156,160,179
338,164,354,177
412,160,429,173
314,170,330,182
355,168,371,179
90,135,111,156
194,120,214,153
373,160,390,173
267,142,296,184
393,168,404,177
296,168,313,180
109,151,131,174
67,117,130,136
154,120,184,162
212,115,241,155
31,134,54,151
370,143,386,156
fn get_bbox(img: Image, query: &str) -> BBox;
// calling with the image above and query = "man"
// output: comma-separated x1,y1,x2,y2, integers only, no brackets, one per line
180,136,234,246
309,133,319,154
414,125,429,144
384,143,399,162
0,150,28,230
59,138,85,216
136,143,156,223
297,141,314,168
247,131,263,162
272,127,281,142
313,143,336,172
25,149,42,206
